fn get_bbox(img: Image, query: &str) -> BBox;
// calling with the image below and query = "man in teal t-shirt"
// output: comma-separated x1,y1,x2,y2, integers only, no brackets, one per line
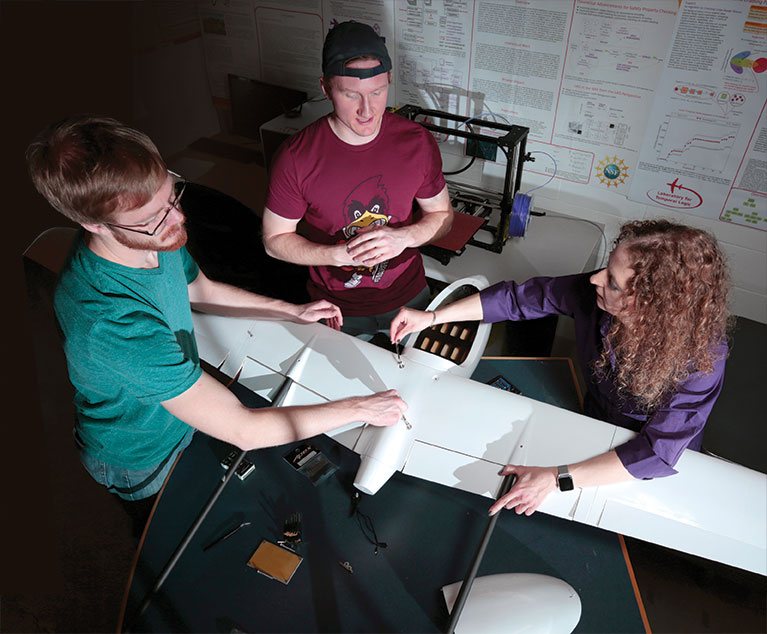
27,115,406,535
56,233,202,498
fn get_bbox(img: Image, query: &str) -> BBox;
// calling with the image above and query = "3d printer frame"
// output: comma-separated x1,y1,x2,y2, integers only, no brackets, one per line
392,105,531,265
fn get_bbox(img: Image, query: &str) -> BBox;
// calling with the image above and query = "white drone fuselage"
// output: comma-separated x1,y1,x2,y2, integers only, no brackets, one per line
192,276,766,578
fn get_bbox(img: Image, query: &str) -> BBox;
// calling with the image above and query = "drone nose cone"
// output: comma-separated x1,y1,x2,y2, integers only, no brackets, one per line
354,454,396,495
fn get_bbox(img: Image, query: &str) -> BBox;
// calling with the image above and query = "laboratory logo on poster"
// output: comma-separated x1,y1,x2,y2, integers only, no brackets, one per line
646,178,703,210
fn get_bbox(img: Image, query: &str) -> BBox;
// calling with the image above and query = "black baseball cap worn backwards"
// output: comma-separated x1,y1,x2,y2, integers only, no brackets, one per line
322,21,392,79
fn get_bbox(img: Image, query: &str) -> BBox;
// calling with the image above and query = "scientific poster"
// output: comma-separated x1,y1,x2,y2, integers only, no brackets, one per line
628,0,767,228
133,2,201,52
466,1,581,186
553,0,677,190
393,0,472,113
195,0,766,232
198,0,260,99
254,4,324,94
721,101,767,228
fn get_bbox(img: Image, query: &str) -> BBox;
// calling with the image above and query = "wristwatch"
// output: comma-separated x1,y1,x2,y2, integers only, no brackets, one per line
557,465,574,492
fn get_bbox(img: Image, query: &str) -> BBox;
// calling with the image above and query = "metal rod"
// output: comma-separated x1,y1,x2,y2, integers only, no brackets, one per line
126,371,297,632
445,474,516,634
404,105,528,138
126,448,247,631
445,179,506,198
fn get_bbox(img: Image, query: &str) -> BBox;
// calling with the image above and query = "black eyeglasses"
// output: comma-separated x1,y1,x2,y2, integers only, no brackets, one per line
106,173,186,236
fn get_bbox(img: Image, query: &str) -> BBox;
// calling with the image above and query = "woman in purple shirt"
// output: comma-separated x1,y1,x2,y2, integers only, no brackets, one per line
390,220,732,516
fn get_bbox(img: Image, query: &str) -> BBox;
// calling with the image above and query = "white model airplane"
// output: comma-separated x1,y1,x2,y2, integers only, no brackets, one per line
193,274,766,585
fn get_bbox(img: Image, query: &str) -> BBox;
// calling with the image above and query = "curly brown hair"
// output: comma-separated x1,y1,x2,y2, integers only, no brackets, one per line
594,220,732,411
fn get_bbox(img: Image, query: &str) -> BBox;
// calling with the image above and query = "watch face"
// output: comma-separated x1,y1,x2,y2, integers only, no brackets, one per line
558,474,575,492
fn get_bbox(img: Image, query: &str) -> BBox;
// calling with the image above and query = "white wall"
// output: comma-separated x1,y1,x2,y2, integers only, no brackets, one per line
132,37,220,158
195,0,766,322
130,1,220,157
520,169,766,322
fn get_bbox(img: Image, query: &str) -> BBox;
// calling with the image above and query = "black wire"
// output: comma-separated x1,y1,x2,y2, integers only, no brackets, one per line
350,491,387,554
443,154,476,176
356,509,387,554
442,122,478,176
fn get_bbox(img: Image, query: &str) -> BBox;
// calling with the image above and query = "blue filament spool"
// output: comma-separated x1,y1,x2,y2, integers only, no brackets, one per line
509,193,532,238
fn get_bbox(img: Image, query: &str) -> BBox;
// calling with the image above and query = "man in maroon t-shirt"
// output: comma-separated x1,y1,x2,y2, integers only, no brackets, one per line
262,21,453,338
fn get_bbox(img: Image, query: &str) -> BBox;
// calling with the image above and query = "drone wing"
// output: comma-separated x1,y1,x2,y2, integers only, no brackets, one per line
192,311,766,576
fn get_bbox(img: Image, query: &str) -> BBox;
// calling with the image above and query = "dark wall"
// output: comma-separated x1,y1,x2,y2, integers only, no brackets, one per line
1,1,140,595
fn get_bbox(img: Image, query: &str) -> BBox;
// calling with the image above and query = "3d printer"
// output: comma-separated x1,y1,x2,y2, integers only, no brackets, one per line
391,105,534,265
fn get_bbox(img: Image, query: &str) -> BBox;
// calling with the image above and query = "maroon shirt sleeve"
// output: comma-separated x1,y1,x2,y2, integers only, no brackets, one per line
265,135,306,221
414,126,446,201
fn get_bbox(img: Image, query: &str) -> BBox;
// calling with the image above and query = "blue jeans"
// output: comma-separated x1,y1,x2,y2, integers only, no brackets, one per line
74,428,194,501
341,285,431,341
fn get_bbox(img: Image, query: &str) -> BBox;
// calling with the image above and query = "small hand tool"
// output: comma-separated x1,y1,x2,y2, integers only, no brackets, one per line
338,561,354,574
203,521,250,552
394,341,404,369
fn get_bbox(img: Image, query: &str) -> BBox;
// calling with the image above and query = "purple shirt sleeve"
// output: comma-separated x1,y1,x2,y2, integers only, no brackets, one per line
479,274,728,481
615,349,727,478
479,275,585,323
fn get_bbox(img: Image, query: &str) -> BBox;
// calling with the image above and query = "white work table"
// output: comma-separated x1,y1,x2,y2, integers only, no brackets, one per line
423,211,603,285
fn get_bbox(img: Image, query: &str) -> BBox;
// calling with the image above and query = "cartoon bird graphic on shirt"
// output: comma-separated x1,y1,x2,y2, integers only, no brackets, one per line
341,176,392,288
